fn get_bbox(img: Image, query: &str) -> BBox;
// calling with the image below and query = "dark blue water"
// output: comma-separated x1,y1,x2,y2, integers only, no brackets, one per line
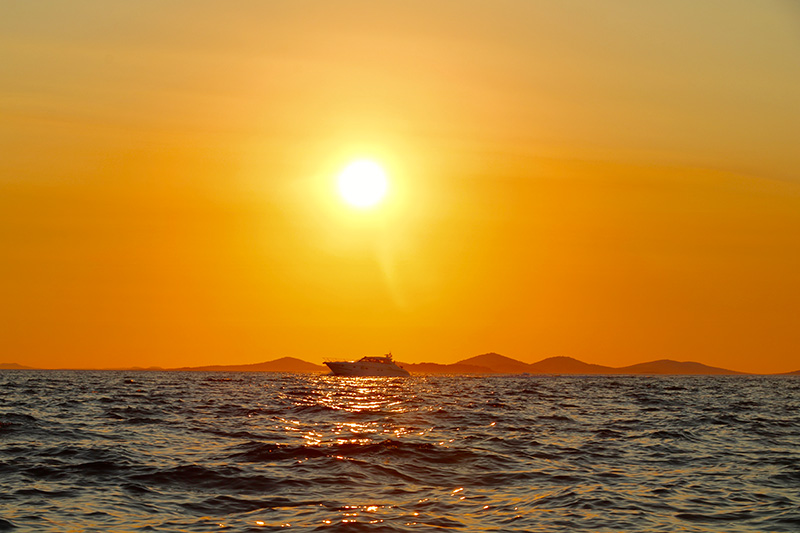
1,371,798,532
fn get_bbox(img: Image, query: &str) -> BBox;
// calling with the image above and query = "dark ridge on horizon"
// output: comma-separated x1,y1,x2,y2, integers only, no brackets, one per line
171,356,327,373
459,353,532,374
616,359,745,375
0,362,37,370
399,362,495,374
459,353,747,375
99,366,166,371
1,355,792,375
529,355,615,374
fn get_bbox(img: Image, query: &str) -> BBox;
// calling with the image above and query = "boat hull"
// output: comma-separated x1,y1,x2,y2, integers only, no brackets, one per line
325,361,410,377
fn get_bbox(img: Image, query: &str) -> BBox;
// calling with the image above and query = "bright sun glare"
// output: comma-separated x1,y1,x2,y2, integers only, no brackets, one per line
337,160,389,208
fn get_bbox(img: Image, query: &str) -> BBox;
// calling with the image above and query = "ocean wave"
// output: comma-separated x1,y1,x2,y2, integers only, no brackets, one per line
1,371,798,532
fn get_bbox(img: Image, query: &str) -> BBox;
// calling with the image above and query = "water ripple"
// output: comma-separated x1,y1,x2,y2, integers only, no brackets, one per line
0,371,798,531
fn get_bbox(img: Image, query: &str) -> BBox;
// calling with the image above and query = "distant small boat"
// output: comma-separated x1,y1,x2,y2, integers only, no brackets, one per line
325,353,410,377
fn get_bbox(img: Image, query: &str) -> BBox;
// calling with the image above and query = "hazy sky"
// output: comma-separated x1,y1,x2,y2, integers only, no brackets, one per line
2,1,799,372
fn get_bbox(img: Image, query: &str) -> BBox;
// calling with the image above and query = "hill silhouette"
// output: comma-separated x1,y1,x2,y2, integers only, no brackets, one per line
400,362,494,374
616,359,745,375
173,357,326,373
154,354,755,375
447,353,746,375
1,355,768,375
458,353,531,373
528,356,615,374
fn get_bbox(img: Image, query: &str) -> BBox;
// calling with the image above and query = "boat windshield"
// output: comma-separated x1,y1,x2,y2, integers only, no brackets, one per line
359,356,392,364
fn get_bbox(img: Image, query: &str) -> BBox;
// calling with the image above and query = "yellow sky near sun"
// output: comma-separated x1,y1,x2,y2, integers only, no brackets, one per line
2,1,800,373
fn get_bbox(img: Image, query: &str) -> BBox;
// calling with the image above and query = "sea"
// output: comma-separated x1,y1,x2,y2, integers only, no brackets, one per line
1,371,798,532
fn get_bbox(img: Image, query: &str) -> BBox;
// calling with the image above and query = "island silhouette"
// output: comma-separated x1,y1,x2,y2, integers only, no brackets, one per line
5,354,798,375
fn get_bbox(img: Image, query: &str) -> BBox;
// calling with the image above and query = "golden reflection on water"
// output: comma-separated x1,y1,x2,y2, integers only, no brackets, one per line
280,376,424,450
312,376,408,413
271,375,428,463
272,375,485,528
277,376,438,527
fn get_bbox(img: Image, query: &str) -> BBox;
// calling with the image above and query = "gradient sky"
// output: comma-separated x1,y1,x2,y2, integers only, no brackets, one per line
2,1,799,372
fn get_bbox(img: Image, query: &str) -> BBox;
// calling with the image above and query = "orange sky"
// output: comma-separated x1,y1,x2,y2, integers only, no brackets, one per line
2,1,799,373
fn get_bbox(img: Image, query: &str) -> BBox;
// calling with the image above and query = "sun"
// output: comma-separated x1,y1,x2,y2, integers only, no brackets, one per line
337,159,389,208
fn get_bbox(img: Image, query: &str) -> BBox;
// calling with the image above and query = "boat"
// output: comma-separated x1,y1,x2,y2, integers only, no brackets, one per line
325,353,410,377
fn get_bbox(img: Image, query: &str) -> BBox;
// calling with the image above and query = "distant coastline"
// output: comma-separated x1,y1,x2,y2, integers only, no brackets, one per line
3,354,799,376
0,363,36,370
